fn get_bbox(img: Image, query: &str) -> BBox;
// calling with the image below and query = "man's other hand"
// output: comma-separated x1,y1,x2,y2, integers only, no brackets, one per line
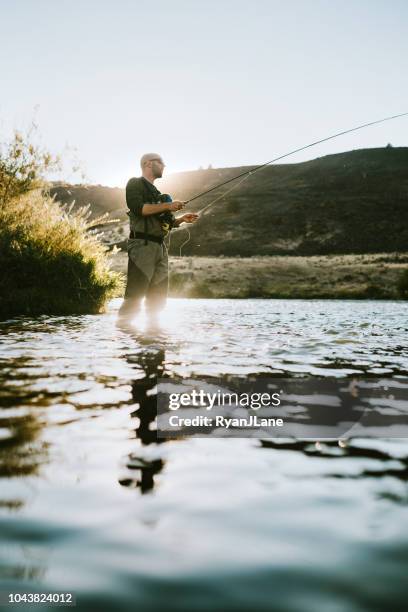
180,213,199,223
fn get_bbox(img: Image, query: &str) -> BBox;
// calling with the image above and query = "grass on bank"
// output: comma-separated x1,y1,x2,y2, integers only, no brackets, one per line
164,254,408,299
0,189,123,317
0,129,122,318
108,251,408,299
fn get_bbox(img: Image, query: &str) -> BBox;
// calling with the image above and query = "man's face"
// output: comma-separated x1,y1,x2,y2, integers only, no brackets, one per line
150,157,165,179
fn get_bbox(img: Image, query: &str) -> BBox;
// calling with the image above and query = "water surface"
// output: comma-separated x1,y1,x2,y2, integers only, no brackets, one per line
1,299,407,611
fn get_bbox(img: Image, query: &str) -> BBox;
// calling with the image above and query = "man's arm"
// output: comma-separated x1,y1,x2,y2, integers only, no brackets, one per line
126,178,184,216
126,178,146,216
142,201,185,216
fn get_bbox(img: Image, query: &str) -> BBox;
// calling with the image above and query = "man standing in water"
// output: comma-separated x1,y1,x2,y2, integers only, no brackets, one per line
118,153,198,320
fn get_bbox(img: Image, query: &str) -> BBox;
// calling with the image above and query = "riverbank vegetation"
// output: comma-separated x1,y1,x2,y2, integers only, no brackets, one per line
0,130,122,318
109,252,408,299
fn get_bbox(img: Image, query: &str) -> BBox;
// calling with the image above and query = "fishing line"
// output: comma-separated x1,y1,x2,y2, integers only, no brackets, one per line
173,111,408,253
174,173,255,254
178,227,190,257
185,111,408,208
104,112,408,253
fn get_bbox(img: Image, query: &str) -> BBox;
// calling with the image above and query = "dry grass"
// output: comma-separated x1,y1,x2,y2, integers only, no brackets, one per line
0,189,123,317
110,251,408,299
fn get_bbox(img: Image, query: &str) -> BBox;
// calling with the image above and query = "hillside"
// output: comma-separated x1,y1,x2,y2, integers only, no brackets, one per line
51,147,408,256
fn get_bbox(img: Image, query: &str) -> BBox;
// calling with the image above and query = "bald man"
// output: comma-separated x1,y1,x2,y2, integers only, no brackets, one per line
118,153,198,320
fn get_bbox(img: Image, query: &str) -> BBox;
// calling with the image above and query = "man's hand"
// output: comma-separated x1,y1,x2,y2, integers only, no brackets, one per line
168,200,186,212
180,213,199,223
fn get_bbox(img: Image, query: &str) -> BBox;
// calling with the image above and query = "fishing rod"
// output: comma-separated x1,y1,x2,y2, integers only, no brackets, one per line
185,111,408,213
171,111,408,254
99,111,408,237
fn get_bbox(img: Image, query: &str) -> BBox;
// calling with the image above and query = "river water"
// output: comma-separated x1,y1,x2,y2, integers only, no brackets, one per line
0,299,407,611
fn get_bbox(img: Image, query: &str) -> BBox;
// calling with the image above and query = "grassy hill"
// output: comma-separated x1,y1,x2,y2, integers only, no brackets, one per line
51,147,408,256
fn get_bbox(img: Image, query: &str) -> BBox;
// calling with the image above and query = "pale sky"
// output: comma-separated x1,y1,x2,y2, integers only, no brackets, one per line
1,0,407,186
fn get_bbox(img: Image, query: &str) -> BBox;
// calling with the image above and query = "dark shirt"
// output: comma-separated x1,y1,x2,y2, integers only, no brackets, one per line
126,176,168,238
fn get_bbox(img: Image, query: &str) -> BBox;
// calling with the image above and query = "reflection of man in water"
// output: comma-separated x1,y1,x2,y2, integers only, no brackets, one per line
118,153,198,320
118,329,167,493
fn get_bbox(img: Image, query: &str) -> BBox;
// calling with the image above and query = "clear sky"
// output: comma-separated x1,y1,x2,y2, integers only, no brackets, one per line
1,0,407,186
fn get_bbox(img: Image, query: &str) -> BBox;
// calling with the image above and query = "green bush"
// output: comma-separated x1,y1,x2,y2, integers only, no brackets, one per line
397,269,408,298
169,271,189,294
188,281,214,298
363,282,387,298
0,130,122,317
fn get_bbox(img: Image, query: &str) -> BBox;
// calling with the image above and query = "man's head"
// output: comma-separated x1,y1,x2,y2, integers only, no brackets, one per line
140,153,165,181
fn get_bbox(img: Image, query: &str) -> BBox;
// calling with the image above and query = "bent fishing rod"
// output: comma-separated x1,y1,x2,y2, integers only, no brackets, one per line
183,111,408,215
99,111,408,230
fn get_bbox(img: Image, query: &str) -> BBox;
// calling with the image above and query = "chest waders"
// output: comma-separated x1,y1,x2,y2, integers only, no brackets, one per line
118,185,175,319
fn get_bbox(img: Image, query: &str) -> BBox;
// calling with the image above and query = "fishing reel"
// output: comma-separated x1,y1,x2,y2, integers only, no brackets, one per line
157,193,176,232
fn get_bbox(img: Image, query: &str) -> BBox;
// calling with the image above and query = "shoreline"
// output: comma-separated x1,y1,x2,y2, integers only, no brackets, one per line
109,252,408,300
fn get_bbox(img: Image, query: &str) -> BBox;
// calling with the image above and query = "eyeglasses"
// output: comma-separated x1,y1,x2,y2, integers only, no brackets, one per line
149,158,165,166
